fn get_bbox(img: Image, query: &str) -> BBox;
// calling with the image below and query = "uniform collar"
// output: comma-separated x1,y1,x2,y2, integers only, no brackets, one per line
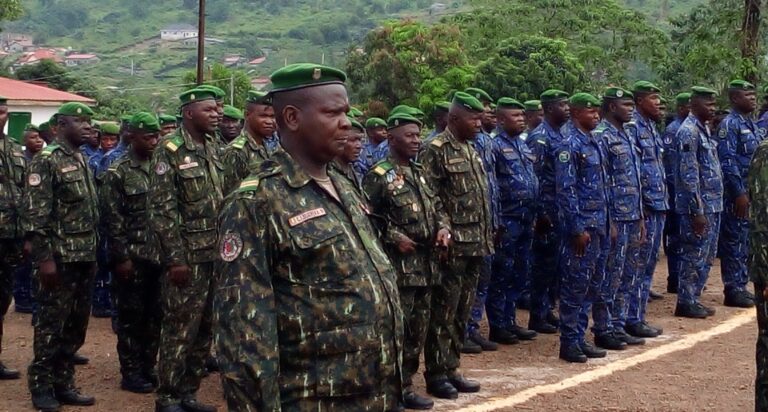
272,149,314,189
55,136,77,155
180,126,215,150
497,129,523,144
442,127,466,150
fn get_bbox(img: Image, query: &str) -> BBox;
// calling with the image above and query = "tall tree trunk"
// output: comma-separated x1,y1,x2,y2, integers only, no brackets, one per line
741,0,761,83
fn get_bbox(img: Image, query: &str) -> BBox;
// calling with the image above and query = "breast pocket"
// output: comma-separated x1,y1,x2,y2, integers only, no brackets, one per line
740,133,759,156
287,224,353,284
445,160,472,195
124,181,149,243
177,164,207,202
637,136,657,162
391,189,419,225
59,170,88,203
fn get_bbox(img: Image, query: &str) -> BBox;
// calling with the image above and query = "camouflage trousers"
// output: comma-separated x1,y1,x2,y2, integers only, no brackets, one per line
677,213,720,306
114,258,162,379
0,239,22,356
400,286,432,390
424,256,482,383
487,216,534,329
720,200,750,294
156,262,214,407
664,210,682,291
751,232,768,412
28,260,95,394
626,211,666,326
467,255,492,334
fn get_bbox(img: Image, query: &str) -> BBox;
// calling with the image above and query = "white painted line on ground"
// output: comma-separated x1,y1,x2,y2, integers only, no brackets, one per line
455,310,756,412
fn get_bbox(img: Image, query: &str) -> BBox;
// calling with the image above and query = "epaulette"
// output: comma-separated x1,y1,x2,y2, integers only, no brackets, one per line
430,136,445,147
236,161,282,193
372,160,393,176
593,124,608,134
520,132,528,140
230,135,247,150
624,121,637,129
165,135,184,152
40,144,59,158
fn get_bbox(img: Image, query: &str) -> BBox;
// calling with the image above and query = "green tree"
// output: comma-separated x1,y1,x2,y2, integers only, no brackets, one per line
14,59,83,92
473,36,588,101
181,63,252,108
0,0,23,27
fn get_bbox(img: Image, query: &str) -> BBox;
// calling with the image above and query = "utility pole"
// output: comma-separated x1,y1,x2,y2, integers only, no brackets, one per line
196,0,206,85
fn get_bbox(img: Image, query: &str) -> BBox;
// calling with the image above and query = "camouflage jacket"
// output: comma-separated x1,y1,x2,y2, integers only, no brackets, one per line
148,127,224,266
363,156,450,287
595,120,643,222
718,111,764,199
748,139,768,284
100,150,161,265
420,128,494,257
331,158,363,193
0,135,27,239
221,130,280,194
24,138,99,263
672,114,723,215
213,149,403,411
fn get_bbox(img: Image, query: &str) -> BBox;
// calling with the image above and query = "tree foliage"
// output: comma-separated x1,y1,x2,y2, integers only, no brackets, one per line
0,0,23,26
181,63,252,108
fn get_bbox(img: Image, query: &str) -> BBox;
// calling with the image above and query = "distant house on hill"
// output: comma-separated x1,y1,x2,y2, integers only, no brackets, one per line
251,76,270,90
160,24,198,41
1,33,34,53
248,56,267,66
223,54,244,67
15,49,63,67
65,53,100,67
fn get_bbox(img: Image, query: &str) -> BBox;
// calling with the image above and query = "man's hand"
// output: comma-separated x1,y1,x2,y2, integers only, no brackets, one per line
610,223,618,246
571,232,591,257
396,234,417,255
534,215,553,236
692,214,707,237
435,228,452,249
168,264,192,288
114,259,134,281
38,259,59,290
734,194,750,219
637,219,647,245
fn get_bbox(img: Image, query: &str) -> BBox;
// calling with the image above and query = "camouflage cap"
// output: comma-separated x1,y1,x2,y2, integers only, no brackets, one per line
269,63,347,93
675,92,692,105
569,92,601,108
130,112,161,132
465,87,493,104
223,105,244,120
364,117,387,128
179,87,218,106
100,122,120,135
728,79,755,91
57,102,94,117
540,89,570,102
524,100,542,111
496,97,525,110
158,114,177,125
631,80,661,94
452,92,484,113
387,112,423,129
246,90,271,105
603,87,634,100
691,86,718,98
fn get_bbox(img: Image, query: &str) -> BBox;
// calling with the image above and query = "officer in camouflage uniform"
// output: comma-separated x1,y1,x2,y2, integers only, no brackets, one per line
421,92,494,399
214,63,403,411
0,96,24,380
25,102,99,411
748,138,768,412
221,90,278,194
219,105,244,144
364,111,451,410
101,113,164,394
717,80,762,308
149,88,224,412
671,86,723,319
555,93,611,363
486,98,539,345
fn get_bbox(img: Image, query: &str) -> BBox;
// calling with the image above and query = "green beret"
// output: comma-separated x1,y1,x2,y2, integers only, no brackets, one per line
196,84,226,100
387,113,423,129
524,100,542,111
38,122,50,132
25,124,39,132
390,105,425,119
569,92,601,108
179,87,218,106
49,114,58,125
130,112,161,133
675,92,692,105
269,63,347,93
222,105,244,120
434,101,451,112
347,107,364,117
348,117,364,132
603,87,634,100
465,87,493,104
631,81,661,94
691,86,718,98
728,80,755,91
158,114,177,125
57,102,94,117
365,117,387,128
496,97,525,110
540,89,570,102
452,92,484,113
0,96,7,105
446,89,458,101
100,122,120,135
246,90,270,105
120,115,132,123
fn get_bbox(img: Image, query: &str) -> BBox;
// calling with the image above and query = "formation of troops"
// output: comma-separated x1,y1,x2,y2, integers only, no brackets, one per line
0,62,768,411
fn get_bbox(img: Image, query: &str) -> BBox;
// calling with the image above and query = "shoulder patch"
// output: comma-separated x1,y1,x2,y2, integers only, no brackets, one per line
718,128,727,139
237,177,261,192
165,135,184,152
558,150,571,163
40,144,59,157
430,137,445,147
372,161,393,176
231,135,247,150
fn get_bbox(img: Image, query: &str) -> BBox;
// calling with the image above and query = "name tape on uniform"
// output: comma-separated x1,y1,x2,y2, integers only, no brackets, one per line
288,208,326,227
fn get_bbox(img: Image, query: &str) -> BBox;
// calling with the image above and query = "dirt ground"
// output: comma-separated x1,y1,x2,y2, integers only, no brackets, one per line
0,256,757,412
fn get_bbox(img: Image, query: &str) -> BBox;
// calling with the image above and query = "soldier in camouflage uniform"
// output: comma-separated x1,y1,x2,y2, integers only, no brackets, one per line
25,102,99,411
748,138,768,412
214,63,403,411
364,111,451,410
149,88,224,412
420,92,494,399
101,113,164,394
220,90,277,194
332,117,365,192
219,105,244,144
0,96,24,380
